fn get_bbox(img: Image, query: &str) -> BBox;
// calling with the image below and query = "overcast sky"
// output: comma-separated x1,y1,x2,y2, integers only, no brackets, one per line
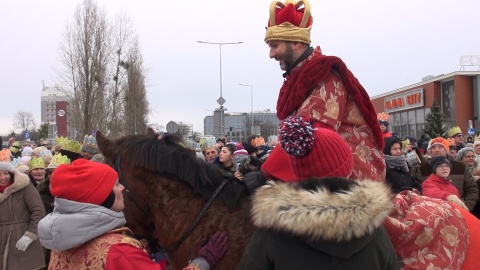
1,0,479,136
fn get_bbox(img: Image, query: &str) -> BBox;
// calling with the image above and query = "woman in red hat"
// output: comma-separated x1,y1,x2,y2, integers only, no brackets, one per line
38,159,228,270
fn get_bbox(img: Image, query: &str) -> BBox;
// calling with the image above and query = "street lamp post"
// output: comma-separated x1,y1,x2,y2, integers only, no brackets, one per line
197,41,244,138
239,84,253,136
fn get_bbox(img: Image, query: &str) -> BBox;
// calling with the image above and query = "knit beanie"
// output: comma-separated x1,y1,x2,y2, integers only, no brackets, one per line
279,115,353,180
430,156,451,172
0,149,13,173
428,137,449,151
32,146,47,157
22,146,32,157
51,159,118,206
81,135,99,154
265,0,313,44
456,147,475,162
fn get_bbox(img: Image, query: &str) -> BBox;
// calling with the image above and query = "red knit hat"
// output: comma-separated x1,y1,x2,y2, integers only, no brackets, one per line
51,159,118,205
279,115,353,180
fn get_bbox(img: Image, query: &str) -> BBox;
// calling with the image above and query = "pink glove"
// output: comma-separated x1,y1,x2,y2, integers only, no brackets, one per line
197,230,228,268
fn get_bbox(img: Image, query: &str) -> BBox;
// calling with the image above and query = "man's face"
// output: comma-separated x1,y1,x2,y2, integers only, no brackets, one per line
204,147,219,163
430,144,447,158
268,41,296,71
454,134,463,144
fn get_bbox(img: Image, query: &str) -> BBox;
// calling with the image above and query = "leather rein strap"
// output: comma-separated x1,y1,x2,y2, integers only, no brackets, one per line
114,154,231,254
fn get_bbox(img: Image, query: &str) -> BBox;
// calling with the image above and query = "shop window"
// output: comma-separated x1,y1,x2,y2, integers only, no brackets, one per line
416,109,424,124
441,80,455,121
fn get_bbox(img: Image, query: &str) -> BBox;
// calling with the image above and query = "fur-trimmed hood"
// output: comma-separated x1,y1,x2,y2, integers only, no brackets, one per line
251,177,392,244
0,169,29,203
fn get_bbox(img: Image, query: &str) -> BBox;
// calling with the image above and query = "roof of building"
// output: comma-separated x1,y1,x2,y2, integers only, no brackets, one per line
371,71,480,99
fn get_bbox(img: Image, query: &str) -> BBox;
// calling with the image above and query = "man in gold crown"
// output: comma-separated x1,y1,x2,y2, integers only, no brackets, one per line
449,126,465,151
260,0,385,182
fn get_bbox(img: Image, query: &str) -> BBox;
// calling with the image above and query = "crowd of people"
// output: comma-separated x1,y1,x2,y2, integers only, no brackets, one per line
2,0,480,269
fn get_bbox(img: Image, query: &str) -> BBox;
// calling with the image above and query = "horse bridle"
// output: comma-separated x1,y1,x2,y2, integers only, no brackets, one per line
114,154,232,254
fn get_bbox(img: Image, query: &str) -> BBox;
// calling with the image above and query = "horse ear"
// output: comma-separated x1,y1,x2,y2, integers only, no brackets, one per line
96,131,115,161
146,127,155,136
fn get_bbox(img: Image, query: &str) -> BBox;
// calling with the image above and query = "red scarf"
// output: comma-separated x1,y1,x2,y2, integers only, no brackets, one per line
276,51,384,150
0,181,13,193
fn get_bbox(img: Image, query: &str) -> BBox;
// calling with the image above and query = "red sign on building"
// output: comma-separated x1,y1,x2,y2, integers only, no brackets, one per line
56,101,68,137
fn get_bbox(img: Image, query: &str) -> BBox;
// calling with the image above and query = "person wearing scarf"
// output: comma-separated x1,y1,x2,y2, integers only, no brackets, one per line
384,137,419,194
259,0,385,183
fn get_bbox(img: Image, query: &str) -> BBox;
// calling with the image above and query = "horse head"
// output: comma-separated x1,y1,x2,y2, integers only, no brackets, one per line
96,130,157,243
97,130,254,269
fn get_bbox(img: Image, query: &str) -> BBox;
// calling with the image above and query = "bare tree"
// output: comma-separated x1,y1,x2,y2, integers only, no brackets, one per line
13,111,36,132
260,121,278,138
123,42,149,135
177,122,193,138
56,0,148,139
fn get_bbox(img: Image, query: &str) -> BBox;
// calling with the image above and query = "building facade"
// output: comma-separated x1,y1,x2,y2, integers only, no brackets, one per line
371,71,480,139
204,110,279,141
41,86,69,139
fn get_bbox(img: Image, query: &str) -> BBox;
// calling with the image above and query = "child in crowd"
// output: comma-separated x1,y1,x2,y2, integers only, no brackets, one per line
422,156,469,210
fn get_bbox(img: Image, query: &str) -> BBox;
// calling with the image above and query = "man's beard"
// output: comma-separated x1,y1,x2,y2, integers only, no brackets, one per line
278,44,296,71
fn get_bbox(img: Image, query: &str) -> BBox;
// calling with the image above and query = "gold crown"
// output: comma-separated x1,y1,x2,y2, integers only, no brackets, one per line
401,139,410,150
55,136,68,147
199,138,217,151
29,157,46,171
62,139,82,154
377,112,390,122
448,126,462,138
49,153,71,167
0,149,11,162
251,137,266,148
447,138,456,146
265,0,312,44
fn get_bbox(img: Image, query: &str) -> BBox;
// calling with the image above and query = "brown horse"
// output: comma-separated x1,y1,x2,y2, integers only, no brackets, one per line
96,129,254,269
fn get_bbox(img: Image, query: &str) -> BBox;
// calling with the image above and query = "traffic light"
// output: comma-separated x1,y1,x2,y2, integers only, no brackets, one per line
229,126,233,131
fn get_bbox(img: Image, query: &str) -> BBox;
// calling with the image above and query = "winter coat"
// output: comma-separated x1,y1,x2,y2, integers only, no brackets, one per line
0,170,46,270
39,198,164,270
36,177,54,214
413,158,479,211
237,178,399,270
422,174,460,200
386,166,419,194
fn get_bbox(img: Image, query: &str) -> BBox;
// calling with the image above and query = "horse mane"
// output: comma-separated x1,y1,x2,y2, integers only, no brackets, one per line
114,133,246,211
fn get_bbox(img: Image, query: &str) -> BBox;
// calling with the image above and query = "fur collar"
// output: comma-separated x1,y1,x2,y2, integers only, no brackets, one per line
0,170,29,203
251,179,393,242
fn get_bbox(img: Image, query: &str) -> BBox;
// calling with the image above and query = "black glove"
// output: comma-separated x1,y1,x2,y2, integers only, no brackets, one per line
242,171,266,195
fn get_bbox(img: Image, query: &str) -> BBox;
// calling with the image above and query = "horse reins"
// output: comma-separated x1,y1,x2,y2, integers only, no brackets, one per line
157,176,231,254
114,154,232,254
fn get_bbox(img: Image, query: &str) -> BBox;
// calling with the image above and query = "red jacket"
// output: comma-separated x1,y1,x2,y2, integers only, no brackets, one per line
422,173,460,200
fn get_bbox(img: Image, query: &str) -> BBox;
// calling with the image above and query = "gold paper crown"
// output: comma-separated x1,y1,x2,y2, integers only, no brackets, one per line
55,136,68,147
377,112,390,122
401,139,410,151
29,157,46,171
448,126,462,138
251,137,266,147
447,138,456,146
49,153,71,167
10,141,20,154
62,139,82,154
0,149,11,162
199,137,217,151
265,0,312,44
